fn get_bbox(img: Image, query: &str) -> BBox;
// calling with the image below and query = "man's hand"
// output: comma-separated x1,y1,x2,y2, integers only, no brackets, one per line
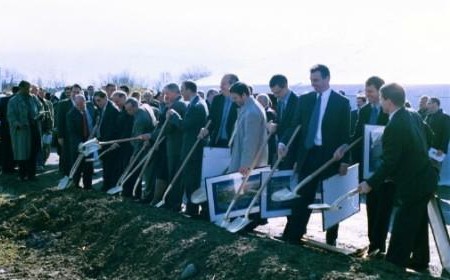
358,181,372,194
436,150,444,157
333,143,349,161
266,121,277,134
339,163,349,176
58,138,64,146
138,134,151,141
239,167,250,176
110,143,120,150
278,143,288,158
198,127,209,139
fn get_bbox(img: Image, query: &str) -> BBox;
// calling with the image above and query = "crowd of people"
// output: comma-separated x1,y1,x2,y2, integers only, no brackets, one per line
0,64,449,272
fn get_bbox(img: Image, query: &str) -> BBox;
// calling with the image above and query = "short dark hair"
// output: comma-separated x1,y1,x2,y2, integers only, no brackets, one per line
106,83,116,88
183,80,197,93
380,83,405,107
125,97,139,107
18,80,30,90
164,83,180,94
12,86,19,94
365,76,385,90
429,97,441,107
72,84,82,90
229,82,250,97
94,90,107,99
269,74,288,88
119,85,130,94
310,64,330,79
112,90,127,99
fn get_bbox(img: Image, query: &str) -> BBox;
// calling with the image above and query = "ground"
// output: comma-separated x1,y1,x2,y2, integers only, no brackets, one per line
1,152,450,279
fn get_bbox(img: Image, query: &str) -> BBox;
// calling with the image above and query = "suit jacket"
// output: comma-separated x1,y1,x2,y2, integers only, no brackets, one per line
367,107,438,202
208,94,238,146
350,109,358,135
276,91,300,168
229,96,268,172
66,106,97,164
165,97,187,157
57,98,74,140
425,109,450,153
351,103,389,177
98,100,120,141
170,95,209,161
0,95,14,137
295,90,350,178
131,104,157,152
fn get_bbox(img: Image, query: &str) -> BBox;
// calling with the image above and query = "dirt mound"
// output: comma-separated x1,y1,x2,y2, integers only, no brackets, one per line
0,189,438,279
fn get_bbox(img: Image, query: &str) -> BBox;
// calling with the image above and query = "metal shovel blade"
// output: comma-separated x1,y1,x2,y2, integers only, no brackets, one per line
58,176,70,190
226,216,251,233
155,200,165,208
107,185,123,195
308,203,333,211
191,188,207,204
271,188,299,202
215,218,231,228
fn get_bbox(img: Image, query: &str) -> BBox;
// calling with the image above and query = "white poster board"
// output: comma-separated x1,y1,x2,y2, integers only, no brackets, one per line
322,164,360,230
363,125,385,179
260,170,296,218
205,167,270,222
201,147,231,191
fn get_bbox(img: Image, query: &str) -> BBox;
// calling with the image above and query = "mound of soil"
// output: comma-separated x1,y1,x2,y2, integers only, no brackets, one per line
0,187,440,280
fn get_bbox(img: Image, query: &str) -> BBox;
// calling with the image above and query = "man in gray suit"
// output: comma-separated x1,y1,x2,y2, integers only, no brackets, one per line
228,82,268,174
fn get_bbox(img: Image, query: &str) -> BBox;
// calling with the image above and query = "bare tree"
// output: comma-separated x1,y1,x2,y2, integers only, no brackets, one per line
179,66,211,82
151,71,174,92
0,67,26,90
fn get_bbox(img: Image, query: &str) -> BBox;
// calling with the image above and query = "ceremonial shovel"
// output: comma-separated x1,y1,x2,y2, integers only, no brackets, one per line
78,136,143,156
107,118,169,195
217,131,274,228
271,137,362,202
308,188,359,211
85,143,120,162
155,120,211,208
58,118,100,190
226,125,301,233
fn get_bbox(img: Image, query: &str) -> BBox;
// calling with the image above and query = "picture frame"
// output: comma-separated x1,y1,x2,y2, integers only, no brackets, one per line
205,167,270,222
260,169,296,219
363,125,385,179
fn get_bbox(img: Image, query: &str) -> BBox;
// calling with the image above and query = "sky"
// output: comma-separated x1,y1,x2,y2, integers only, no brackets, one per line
1,0,450,87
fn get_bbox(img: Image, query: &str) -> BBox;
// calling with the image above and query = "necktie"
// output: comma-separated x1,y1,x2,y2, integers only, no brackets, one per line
81,111,89,140
369,106,378,125
304,93,322,149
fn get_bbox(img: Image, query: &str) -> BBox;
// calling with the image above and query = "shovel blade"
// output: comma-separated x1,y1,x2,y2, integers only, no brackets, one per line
215,218,230,228
271,188,299,202
107,185,123,195
308,203,332,211
226,217,251,233
155,200,165,208
58,176,70,190
191,188,207,204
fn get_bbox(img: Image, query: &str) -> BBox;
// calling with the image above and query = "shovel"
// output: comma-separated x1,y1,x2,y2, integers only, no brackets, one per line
78,136,143,156
107,118,169,195
226,125,301,233
58,117,100,190
155,120,211,208
271,137,362,202
308,188,359,211
217,131,274,228
85,143,120,162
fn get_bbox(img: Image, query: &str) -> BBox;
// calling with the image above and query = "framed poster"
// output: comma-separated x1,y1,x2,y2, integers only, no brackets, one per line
363,125,385,179
205,167,270,222
260,170,296,218
321,164,360,231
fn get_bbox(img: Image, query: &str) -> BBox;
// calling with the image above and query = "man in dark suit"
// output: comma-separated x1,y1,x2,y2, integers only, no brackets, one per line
0,86,19,173
425,97,450,156
269,74,300,170
359,83,438,271
161,83,187,211
57,84,81,176
280,64,351,246
352,76,393,256
66,94,97,189
350,93,366,135
94,90,121,191
199,74,239,147
167,81,209,216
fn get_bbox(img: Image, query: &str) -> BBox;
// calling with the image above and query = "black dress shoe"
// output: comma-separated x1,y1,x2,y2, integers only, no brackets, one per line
407,261,429,273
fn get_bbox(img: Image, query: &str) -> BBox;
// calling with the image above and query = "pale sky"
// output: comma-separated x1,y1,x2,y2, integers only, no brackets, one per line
1,0,449,86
